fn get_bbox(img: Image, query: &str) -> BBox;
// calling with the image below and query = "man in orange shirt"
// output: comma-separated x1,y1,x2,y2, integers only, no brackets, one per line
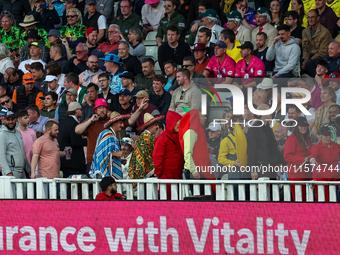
193,43,210,74
12,73,44,110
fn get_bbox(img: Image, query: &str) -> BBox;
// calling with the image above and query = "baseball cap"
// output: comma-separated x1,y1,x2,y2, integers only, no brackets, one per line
254,7,269,15
199,9,218,18
192,43,208,51
206,122,221,132
44,75,58,82
121,137,134,146
319,126,332,136
226,10,243,20
65,0,78,4
213,40,227,48
68,102,82,111
66,88,77,95
296,116,309,127
0,106,8,116
237,41,254,51
85,0,96,4
23,73,35,84
119,72,135,82
118,89,132,96
28,42,42,49
86,27,97,35
5,111,15,119
133,90,149,98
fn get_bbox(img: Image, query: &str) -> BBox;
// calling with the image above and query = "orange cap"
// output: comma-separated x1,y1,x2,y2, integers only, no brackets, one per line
23,73,35,84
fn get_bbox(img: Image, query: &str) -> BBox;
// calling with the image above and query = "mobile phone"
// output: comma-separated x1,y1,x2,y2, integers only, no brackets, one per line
40,4,48,9
39,97,45,100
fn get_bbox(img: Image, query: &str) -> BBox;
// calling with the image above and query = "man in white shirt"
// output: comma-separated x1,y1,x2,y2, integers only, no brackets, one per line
141,0,165,33
18,42,46,74
194,9,224,45
45,75,65,104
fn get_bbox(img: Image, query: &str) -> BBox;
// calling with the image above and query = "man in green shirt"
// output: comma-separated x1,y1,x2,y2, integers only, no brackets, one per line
112,0,143,41
19,15,50,48
156,0,186,47
0,12,24,51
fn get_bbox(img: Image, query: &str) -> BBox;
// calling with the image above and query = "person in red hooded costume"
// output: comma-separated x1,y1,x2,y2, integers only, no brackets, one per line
153,111,184,199
178,107,216,194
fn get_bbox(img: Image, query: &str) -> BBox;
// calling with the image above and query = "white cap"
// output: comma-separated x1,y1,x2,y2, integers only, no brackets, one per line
44,75,58,82
68,102,82,111
206,122,221,132
121,137,134,146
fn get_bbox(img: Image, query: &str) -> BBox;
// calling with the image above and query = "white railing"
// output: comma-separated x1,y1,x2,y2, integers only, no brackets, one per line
0,176,339,202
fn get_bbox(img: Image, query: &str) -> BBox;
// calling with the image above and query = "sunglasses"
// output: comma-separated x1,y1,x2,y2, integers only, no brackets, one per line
183,64,193,68
66,15,76,18
180,90,185,100
1,10,10,15
24,78,34,81
0,99,10,105
163,4,172,7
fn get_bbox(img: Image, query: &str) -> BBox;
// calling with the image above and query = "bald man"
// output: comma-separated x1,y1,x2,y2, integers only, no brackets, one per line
306,41,340,77
79,55,103,86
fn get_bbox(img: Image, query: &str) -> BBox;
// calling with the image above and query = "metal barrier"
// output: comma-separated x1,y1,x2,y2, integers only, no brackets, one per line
0,176,339,202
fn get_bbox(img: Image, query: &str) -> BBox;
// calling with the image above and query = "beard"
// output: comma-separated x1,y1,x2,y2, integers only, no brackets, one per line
5,124,15,131
90,67,99,73
110,187,117,195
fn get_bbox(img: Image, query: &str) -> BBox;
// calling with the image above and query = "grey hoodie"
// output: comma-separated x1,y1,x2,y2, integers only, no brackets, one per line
266,36,301,77
0,125,31,178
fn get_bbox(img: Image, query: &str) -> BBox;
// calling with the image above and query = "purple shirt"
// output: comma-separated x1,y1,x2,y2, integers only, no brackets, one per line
29,115,50,133
310,86,323,110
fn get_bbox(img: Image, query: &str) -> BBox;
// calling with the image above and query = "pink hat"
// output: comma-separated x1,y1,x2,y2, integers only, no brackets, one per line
145,0,159,4
93,98,109,112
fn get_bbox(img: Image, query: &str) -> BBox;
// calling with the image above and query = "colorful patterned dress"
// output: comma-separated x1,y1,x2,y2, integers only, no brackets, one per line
129,130,155,180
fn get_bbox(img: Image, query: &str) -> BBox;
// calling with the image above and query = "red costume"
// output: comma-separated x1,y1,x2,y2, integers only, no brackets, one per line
179,109,215,193
284,134,312,201
311,141,340,201
154,111,184,198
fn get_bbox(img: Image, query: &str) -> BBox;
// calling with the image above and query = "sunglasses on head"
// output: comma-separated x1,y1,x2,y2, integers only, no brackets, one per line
24,78,34,81
66,15,76,18
1,99,10,105
1,10,10,15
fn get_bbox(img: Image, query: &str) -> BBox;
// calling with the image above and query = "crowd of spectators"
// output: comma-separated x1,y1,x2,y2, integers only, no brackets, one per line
1,0,340,201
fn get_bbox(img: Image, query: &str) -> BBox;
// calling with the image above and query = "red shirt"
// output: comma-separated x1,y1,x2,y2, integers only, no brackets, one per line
234,55,266,84
205,54,236,81
95,191,124,200
311,141,340,179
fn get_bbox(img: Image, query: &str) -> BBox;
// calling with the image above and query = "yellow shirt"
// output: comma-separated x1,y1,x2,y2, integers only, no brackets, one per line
226,40,243,63
288,0,315,27
327,0,340,18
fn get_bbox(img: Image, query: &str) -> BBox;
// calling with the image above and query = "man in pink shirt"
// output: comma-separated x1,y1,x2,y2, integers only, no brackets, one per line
203,40,236,84
233,41,265,90
16,109,37,165
31,120,68,179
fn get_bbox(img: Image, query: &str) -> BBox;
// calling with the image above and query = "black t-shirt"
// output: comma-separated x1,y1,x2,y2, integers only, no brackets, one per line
291,25,304,40
111,94,133,114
